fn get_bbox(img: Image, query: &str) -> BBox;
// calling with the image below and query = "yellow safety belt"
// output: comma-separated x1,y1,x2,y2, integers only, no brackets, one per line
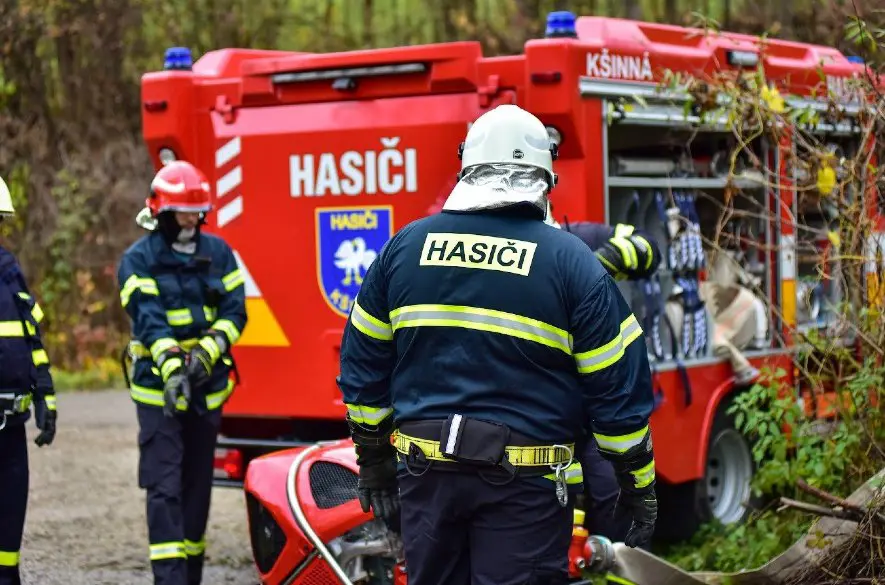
393,431,573,467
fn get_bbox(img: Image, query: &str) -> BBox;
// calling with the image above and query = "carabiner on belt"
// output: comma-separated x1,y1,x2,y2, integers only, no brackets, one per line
550,444,574,508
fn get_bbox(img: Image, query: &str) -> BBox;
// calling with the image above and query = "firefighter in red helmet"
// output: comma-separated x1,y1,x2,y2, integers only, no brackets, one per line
117,161,247,585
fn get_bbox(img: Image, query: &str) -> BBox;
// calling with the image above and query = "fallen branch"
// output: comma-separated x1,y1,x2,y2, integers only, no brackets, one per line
778,497,861,521
797,479,885,524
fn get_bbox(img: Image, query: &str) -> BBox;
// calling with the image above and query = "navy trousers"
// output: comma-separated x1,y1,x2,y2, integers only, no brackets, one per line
582,438,632,542
136,404,221,585
0,421,28,585
398,469,573,585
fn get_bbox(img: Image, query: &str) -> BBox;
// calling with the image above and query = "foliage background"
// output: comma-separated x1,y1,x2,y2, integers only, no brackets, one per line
0,0,880,378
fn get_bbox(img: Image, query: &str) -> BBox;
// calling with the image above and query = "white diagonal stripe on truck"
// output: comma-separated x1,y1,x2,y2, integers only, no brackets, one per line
216,166,242,199
217,196,243,228
215,137,241,168
232,250,261,298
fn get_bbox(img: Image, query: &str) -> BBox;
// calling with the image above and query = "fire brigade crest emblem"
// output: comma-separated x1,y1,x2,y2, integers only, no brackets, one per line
316,205,394,318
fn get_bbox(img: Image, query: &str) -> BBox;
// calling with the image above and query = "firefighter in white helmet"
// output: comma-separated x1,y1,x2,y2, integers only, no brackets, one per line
0,176,58,585
338,104,658,584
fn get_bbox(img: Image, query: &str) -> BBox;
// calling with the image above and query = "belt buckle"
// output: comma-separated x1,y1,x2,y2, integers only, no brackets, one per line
13,394,29,413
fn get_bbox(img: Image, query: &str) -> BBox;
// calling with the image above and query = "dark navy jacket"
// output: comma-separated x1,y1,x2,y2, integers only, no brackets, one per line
337,210,655,452
117,231,247,412
0,246,55,425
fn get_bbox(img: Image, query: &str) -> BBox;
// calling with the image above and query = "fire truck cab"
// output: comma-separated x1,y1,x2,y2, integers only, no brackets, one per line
139,12,868,540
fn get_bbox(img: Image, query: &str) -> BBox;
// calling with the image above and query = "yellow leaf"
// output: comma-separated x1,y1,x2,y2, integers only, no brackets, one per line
817,166,836,196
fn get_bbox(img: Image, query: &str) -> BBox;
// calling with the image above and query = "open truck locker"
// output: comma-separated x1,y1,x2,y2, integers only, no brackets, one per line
138,14,874,568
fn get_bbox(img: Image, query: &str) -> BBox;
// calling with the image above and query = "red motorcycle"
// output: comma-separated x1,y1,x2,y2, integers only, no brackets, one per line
243,439,700,585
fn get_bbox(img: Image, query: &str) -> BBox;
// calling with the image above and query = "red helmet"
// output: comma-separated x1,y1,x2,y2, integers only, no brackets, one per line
146,161,212,216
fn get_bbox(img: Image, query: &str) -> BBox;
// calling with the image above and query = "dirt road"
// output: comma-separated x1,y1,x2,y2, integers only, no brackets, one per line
18,389,259,585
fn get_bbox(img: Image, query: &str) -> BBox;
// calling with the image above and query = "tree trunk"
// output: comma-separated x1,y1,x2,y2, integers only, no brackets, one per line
363,0,374,46
664,0,677,23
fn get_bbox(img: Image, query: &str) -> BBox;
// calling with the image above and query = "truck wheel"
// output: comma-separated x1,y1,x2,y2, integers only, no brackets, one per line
655,400,755,542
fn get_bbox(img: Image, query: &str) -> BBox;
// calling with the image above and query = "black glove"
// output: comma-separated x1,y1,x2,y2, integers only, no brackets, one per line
616,488,658,548
163,372,191,418
356,444,401,532
600,429,657,548
594,241,628,278
186,334,226,388
34,395,57,447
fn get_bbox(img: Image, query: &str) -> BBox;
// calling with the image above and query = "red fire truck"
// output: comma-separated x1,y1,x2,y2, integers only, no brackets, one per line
139,12,870,544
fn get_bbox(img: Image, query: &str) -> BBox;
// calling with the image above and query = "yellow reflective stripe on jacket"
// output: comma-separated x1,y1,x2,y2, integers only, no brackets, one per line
542,461,584,484
594,425,650,455
206,379,235,410
130,384,186,410
204,306,217,322
222,269,244,292
389,304,572,355
130,338,199,359
150,541,186,561
130,379,234,411
631,459,656,489
44,394,57,411
0,321,35,337
350,300,393,341
184,537,206,557
18,293,45,324
0,550,19,567
345,403,393,425
212,319,240,345
393,432,574,467
574,315,642,374
120,274,159,308
32,349,48,366
166,308,193,327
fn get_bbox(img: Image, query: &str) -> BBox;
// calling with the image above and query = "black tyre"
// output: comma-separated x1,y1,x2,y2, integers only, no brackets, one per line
655,399,756,542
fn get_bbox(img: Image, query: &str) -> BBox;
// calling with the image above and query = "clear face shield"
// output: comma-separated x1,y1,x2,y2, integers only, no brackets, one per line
443,163,551,216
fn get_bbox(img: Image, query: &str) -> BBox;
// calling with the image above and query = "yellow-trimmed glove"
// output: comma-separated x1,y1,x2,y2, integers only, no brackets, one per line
34,393,57,446
185,332,227,388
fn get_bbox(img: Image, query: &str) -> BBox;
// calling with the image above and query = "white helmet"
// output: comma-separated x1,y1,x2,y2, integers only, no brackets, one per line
458,104,558,187
0,176,15,216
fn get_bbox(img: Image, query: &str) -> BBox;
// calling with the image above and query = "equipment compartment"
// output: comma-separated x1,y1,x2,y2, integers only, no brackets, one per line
602,108,774,365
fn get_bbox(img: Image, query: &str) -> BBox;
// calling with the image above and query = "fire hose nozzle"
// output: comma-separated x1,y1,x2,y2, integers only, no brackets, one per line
583,535,616,572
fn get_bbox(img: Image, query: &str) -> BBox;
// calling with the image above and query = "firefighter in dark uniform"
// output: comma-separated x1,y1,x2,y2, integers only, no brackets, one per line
545,203,663,543
337,105,658,585
117,161,247,585
0,176,58,585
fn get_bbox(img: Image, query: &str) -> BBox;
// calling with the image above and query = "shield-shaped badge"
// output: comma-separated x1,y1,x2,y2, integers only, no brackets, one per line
316,205,394,318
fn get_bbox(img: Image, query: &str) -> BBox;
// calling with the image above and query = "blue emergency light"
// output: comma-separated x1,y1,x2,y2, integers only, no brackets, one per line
847,56,865,64
164,47,193,71
545,11,577,39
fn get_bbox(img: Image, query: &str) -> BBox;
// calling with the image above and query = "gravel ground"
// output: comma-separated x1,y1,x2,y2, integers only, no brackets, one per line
18,389,259,585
